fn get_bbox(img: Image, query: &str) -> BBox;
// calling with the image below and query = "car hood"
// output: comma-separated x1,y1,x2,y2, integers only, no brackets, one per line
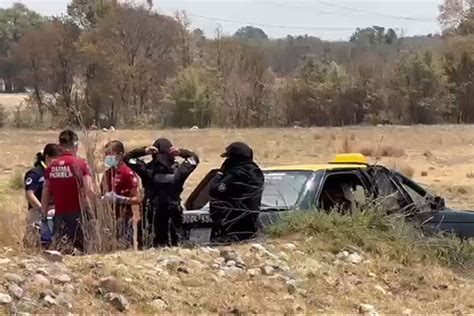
422,209,474,223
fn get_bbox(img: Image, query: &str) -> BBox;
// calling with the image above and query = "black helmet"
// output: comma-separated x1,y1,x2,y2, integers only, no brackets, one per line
221,142,254,161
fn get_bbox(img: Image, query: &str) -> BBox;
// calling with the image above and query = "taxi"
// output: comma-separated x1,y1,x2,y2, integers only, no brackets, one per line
182,154,474,244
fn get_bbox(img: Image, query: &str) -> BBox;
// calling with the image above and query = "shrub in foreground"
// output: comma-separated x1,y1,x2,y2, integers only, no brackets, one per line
267,204,474,268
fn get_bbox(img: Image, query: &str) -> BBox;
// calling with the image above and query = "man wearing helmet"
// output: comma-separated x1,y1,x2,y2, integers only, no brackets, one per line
209,142,265,242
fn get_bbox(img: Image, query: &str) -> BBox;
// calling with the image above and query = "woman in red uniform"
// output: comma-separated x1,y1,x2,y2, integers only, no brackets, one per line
101,140,141,247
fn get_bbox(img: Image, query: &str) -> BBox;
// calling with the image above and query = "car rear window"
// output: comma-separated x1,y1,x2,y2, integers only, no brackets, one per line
262,171,312,209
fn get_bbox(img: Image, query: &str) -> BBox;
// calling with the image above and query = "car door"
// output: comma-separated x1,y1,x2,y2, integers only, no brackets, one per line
184,169,219,211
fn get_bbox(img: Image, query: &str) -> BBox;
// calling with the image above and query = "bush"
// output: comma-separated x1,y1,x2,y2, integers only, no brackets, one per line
358,145,405,158
9,169,25,191
0,104,7,128
267,203,474,268
13,104,36,129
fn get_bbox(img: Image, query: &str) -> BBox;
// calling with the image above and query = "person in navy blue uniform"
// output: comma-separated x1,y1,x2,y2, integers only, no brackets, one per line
24,143,62,247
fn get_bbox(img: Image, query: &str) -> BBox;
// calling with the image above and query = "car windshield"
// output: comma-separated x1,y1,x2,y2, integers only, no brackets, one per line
197,170,312,210
261,171,312,209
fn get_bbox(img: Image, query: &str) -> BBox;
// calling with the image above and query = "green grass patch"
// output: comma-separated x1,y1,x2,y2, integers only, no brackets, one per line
267,204,474,268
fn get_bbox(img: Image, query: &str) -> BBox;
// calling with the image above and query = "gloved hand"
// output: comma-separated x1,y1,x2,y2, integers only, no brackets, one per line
40,220,53,245
102,192,128,205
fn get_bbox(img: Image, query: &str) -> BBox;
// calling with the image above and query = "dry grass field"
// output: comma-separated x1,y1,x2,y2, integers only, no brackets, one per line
1,125,474,248
1,102,474,313
2,125,474,206
0,92,28,110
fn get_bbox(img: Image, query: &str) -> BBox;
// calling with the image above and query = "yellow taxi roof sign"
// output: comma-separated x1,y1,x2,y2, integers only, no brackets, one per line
330,153,368,165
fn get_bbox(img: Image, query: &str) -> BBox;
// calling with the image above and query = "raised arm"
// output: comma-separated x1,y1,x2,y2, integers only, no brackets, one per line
209,171,236,199
123,147,148,160
123,146,157,185
174,148,200,185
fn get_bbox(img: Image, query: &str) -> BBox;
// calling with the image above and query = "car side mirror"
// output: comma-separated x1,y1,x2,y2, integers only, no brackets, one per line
432,196,445,210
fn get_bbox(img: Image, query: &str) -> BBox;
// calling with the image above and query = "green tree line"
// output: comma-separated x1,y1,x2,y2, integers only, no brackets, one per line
0,0,474,128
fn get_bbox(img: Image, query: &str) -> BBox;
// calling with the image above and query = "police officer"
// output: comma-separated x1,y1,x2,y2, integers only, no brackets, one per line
24,144,62,247
123,138,199,247
209,142,264,242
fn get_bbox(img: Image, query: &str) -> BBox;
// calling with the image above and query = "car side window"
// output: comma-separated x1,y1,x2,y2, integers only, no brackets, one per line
394,172,428,206
401,183,425,205
369,168,407,211
317,172,368,213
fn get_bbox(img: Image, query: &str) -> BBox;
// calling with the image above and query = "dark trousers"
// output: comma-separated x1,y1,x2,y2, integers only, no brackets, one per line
144,205,183,247
53,213,84,253
211,207,260,242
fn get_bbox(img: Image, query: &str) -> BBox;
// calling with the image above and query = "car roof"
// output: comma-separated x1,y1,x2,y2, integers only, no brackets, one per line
263,164,367,172
262,154,369,172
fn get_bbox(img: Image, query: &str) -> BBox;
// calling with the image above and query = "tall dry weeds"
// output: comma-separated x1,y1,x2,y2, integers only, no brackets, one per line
0,200,25,249
79,131,127,254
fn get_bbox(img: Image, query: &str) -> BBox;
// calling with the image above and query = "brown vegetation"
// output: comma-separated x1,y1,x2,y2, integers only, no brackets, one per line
1,2,474,129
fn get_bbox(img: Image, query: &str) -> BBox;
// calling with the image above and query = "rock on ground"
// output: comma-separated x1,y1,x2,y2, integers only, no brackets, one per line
42,250,63,263
151,298,168,309
283,243,297,250
247,268,260,278
53,274,72,284
200,247,220,256
0,293,12,305
35,268,50,277
220,248,238,261
100,277,120,293
8,284,23,299
105,293,129,312
43,295,57,307
358,303,379,316
33,274,51,287
285,280,298,294
336,250,364,265
5,273,25,284
251,243,271,255
261,265,276,276
0,258,12,265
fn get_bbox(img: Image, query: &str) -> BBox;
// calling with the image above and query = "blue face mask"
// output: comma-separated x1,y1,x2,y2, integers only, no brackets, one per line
105,155,118,168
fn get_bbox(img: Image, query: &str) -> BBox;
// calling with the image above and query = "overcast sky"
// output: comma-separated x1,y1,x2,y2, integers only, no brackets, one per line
2,0,443,40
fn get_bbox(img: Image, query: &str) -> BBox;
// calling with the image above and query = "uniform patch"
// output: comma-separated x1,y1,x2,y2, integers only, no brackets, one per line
218,183,227,192
128,158,137,165
187,157,197,166
25,177,33,186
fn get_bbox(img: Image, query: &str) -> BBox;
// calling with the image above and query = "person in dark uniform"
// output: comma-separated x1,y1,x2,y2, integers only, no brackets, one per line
24,144,62,247
123,138,199,247
209,142,264,242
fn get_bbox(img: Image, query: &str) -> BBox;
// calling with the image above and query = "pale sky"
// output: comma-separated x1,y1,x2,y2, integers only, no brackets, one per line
2,0,444,40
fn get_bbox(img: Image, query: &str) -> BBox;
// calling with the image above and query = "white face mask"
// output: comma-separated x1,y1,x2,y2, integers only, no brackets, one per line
104,155,118,168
